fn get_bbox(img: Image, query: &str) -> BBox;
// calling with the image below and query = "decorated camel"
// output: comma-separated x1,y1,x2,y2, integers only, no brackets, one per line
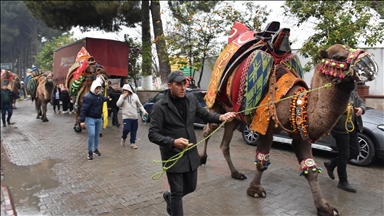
1,69,21,108
25,68,55,122
201,22,378,216
65,47,109,132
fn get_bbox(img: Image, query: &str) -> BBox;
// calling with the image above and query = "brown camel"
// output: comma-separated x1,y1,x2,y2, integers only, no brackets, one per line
32,72,55,122
201,22,378,216
65,56,109,132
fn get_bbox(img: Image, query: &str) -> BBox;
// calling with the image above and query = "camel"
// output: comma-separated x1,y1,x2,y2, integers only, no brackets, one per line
1,69,21,108
65,49,109,133
26,72,55,122
200,22,378,216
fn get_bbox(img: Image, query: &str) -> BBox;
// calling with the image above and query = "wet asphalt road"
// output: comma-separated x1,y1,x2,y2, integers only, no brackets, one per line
1,100,383,216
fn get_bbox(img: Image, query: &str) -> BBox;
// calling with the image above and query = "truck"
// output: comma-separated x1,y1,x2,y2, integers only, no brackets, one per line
53,37,129,86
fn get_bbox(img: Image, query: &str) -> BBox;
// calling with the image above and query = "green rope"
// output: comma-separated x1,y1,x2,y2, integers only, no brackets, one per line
151,82,333,180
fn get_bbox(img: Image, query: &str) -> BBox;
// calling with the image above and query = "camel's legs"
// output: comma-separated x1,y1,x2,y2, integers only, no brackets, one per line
291,137,339,216
219,120,245,179
247,127,274,197
41,101,49,122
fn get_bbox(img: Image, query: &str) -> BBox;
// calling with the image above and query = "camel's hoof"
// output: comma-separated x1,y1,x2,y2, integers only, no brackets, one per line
317,203,339,216
42,119,48,122
231,171,247,180
247,186,266,198
200,156,207,165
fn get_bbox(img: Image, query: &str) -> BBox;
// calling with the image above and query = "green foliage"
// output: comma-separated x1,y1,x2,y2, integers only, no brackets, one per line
1,1,63,77
23,1,142,32
34,33,76,72
283,0,384,72
124,35,142,84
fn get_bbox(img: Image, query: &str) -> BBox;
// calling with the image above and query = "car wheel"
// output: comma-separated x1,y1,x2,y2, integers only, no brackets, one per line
242,124,258,146
350,133,375,166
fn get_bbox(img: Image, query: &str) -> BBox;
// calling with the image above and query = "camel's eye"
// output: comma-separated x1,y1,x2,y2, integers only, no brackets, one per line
331,54,347,61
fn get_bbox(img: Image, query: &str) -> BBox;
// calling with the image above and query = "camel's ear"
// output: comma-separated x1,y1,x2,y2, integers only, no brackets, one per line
318,49,328,58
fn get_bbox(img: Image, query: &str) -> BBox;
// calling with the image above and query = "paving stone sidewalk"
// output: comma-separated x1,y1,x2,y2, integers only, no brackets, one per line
1,100,383,215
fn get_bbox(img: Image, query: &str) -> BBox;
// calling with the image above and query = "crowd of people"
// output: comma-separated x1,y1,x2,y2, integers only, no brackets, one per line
1,71,367,215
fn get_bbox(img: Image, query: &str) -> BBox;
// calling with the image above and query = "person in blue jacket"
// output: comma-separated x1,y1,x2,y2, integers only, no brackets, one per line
1,80,20,127
79,80,110,160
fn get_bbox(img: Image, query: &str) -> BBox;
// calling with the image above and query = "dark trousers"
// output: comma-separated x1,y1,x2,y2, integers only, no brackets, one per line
166,169,198,216
122,119,138,144
61,97,69,111
110,107,119,125
330,129,359,182
53,99,60,112
1,104,13,124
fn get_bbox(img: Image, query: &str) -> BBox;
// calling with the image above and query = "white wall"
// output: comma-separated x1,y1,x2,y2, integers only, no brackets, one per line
199,48,384,95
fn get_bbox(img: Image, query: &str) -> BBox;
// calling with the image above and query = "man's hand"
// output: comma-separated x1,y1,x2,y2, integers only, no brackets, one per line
174,138,193,149
123,92,129,98
355,107,363,116
80,122,85,129
219,112,237,122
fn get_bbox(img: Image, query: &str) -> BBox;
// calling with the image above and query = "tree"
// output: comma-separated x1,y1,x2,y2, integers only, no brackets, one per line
23,1,142,32
1,1,63,79
283,0,384,71
34,33,76,72
165,1,270,88
150,0,171,84
124,35,142,89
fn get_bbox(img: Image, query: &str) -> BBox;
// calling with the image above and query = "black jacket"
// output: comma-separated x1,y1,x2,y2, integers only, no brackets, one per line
79,92,108,122
0,89,20,108
108,89,122,109
148,90,221,173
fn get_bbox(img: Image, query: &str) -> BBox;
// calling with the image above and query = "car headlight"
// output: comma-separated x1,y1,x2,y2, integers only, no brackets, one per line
378,124,384,132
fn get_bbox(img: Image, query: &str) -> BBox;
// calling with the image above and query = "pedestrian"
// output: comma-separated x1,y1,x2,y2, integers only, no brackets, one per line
20,81,26,99
60,86,70,113
1,80,20,127
148,71,236,216
79,80,110,160
108,83,122,127
323,83,366,193
52,84,61,113
116,83,147,149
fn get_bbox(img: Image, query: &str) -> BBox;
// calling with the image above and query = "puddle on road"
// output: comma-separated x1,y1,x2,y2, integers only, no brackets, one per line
1,154,61,215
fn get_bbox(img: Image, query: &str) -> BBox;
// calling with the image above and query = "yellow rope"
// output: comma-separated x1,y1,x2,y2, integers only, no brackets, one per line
151,82,333,180
345,103,355,132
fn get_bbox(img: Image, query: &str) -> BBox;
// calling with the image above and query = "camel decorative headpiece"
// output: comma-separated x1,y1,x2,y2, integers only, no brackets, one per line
319,45,378,82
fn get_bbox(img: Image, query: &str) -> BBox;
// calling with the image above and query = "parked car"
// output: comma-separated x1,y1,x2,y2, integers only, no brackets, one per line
237,107,384,166
141,88,207,127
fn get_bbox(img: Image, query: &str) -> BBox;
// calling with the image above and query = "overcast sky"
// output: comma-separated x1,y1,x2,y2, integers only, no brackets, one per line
72,1,315,49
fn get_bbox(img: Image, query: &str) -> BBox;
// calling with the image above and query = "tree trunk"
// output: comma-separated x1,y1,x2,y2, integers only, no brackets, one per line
150,0,171,85
141,0,152,77
197,56,206,89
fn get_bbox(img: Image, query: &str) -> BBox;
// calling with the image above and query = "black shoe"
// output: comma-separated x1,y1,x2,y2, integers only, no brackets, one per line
99,133,103,137
7,122,15,125
116,123,120,127
94,149,101,156
323,161,335,180
163,191,171,215
338,181,356,193
87,151,93,160
3,124,6,127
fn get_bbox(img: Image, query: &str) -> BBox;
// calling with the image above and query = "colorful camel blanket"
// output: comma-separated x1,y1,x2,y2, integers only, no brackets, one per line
250,71,307,135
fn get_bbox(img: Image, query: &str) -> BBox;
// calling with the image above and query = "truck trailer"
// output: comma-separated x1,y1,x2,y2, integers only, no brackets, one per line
53,37,129,85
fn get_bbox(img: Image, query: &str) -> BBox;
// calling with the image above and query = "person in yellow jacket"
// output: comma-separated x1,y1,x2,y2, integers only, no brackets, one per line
116,84,147,149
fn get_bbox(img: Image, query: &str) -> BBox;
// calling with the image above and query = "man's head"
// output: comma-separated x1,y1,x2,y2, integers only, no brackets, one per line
1,80,9,90
113,83,119,91
167,71,187,98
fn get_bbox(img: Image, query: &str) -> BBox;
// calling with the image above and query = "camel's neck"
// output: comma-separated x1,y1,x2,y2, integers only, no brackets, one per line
306,71,355,139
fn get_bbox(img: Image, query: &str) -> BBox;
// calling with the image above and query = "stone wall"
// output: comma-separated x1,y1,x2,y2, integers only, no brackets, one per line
365,96,384,111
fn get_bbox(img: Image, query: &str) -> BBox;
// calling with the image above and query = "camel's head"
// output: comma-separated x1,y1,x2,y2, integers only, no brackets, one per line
318,44,378,82
1,69,21,93
45,71,54,83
